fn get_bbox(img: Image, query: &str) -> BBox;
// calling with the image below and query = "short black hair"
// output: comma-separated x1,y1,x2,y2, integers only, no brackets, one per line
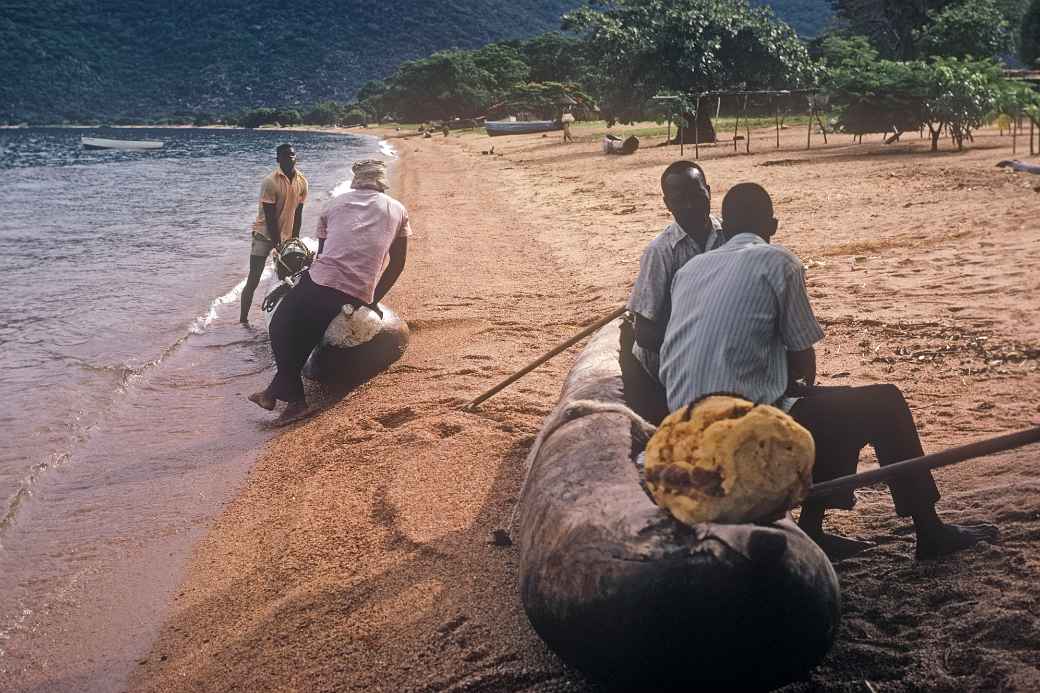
722,183,774,231
276,143,294,156
660,160,707,190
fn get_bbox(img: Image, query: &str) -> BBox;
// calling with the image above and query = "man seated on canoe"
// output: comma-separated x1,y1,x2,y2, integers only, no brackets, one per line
248,159,410,421
660,182,999,560
240,143,308,325
626,161,723,383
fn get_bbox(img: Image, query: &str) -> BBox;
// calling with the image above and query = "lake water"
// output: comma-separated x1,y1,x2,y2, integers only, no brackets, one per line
0,127,387,691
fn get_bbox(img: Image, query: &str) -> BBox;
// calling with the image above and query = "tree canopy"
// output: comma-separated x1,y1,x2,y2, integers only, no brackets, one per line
562,0,817,124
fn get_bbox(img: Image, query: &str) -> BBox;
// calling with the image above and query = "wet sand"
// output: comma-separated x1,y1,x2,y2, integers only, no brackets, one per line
130,123,1040,692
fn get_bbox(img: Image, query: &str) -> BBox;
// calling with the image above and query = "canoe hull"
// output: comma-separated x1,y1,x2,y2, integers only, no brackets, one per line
302,306,409,385
518,319,841,690
485,120,561,137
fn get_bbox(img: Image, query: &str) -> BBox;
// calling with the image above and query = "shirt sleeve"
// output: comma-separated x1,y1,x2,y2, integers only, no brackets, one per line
298,177,308,203
626,243,670,321
259,176,278,205
397,210,413,239
778,260,824,352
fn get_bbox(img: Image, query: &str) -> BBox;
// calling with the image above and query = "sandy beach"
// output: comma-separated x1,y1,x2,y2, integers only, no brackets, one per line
130,122,1040,692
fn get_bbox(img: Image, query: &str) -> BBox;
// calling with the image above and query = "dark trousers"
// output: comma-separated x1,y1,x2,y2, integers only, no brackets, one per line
240,254,267,322
789,384,940,517
266,272,356,402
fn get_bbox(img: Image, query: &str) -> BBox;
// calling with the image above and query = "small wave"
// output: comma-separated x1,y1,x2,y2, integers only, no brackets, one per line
379,140,397,158
189,265,274,335
0,452,71,541
330,173,354,198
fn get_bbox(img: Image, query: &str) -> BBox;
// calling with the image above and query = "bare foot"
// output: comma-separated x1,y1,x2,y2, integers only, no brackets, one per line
916,523,999,560
807,532,875,561
276,400,311,425
248,391,275,411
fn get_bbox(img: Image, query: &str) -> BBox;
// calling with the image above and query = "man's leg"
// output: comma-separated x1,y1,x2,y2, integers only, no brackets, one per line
240,253,268,324
791,384,997,560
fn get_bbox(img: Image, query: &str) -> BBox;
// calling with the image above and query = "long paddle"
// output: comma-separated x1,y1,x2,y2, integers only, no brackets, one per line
805,426,1040,502
463,305,628,411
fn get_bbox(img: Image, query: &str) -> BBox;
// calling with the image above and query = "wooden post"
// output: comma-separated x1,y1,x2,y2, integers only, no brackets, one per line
1013,111,1018,154
775,99,781,149
744,95,751,154
1031,118,1035,156
667,112,671,148
807,94,814,150
680,109,685,157
733,96,740,153
694,94,701,159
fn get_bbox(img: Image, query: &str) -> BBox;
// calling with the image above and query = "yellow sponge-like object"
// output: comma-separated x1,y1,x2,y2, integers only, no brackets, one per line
645,396,815,525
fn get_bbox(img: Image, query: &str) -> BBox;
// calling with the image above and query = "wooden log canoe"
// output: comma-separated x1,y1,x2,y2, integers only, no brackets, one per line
517,318,841,690
302,304,409,386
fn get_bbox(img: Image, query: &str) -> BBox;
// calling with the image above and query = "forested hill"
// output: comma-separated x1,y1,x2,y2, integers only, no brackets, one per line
755,0,833,37
0,0,581,122
2,0,832,123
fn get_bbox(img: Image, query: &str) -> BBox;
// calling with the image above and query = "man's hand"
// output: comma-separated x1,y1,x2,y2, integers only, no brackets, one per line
786,348,817,394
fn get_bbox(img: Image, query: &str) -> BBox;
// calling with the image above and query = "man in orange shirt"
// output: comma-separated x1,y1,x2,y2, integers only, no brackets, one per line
240,143,308,324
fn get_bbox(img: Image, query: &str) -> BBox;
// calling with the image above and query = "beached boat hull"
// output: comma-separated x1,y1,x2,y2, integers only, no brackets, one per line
81,136,163,150
302,305,409,386
485,120,561,137
518,318,841,690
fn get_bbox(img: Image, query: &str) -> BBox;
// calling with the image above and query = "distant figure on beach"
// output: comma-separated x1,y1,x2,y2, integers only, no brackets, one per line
660,183,1000,561
626,161,723,383
249,159,410,421
561,111,575,143
240,143,308,325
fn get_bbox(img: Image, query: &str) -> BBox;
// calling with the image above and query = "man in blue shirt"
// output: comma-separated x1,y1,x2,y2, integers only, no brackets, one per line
661,183,998,560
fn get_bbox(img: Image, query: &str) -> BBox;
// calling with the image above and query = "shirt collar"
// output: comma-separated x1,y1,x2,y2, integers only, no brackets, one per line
274,168,301,182
724,232,766,248
664,215,722,251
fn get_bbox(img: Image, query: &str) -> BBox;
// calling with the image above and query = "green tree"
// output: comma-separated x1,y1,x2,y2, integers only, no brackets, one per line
304,101,345,125
921,58,1001,150
914,0,1010,58
514,32,589,84
383,50,498,121
563,0,816,125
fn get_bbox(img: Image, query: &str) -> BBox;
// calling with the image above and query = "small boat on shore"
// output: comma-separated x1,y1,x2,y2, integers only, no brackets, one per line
81,136,163,150
517,317,841,690
485,120,561,137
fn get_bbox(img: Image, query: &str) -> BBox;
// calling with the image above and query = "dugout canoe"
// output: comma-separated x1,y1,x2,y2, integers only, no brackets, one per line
302,304,409,385
517,317,841,691
263,288,409,386
81,136,163,150
485,119,561,136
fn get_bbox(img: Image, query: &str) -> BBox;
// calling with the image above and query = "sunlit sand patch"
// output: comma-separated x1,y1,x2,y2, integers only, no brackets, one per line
388,429,503,544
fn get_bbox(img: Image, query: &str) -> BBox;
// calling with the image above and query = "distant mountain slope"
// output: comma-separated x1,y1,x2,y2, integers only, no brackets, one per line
3,0,833,122
753,0,834,37
1,0,580,122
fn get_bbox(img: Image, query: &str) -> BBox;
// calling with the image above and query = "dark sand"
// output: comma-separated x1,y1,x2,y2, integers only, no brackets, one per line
131,123,1040,692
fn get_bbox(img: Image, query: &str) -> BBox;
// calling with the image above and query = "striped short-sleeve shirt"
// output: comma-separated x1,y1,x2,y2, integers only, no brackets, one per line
660,232,824,411
626,217,723,379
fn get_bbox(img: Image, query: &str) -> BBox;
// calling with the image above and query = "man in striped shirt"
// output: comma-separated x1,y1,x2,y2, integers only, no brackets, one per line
661,183,998,560
626,161,724,383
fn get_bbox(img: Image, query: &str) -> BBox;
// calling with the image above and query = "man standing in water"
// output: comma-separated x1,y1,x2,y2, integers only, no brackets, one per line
248,159,410,422
626,161,723,383
240,143,309,324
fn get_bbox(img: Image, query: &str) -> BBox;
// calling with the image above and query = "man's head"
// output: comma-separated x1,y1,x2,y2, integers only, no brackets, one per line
661,161,711,237
351,159,389,192
721,183,777,242
276,144,296,176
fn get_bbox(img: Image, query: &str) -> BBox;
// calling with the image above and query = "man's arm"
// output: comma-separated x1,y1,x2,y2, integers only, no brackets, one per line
787,348,817,395
263,203,279,242
633,312,666,353
372,236,408,304
291,203,304,239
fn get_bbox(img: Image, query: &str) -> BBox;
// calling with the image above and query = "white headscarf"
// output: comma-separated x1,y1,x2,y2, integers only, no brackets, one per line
351,159,389,192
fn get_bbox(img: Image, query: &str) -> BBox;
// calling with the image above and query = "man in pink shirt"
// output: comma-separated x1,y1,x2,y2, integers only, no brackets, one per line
249,159,410,421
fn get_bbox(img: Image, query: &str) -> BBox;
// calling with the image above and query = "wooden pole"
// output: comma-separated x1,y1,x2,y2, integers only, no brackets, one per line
807,96,814,150
694,95,701,159
806,427,1040,502
1031,118,1035,157
463,306,628,411
667,112,671,149
734,96,740,153
744,95,751,154
1013,112,1018,154
680,110,685,157
775,99,781,149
